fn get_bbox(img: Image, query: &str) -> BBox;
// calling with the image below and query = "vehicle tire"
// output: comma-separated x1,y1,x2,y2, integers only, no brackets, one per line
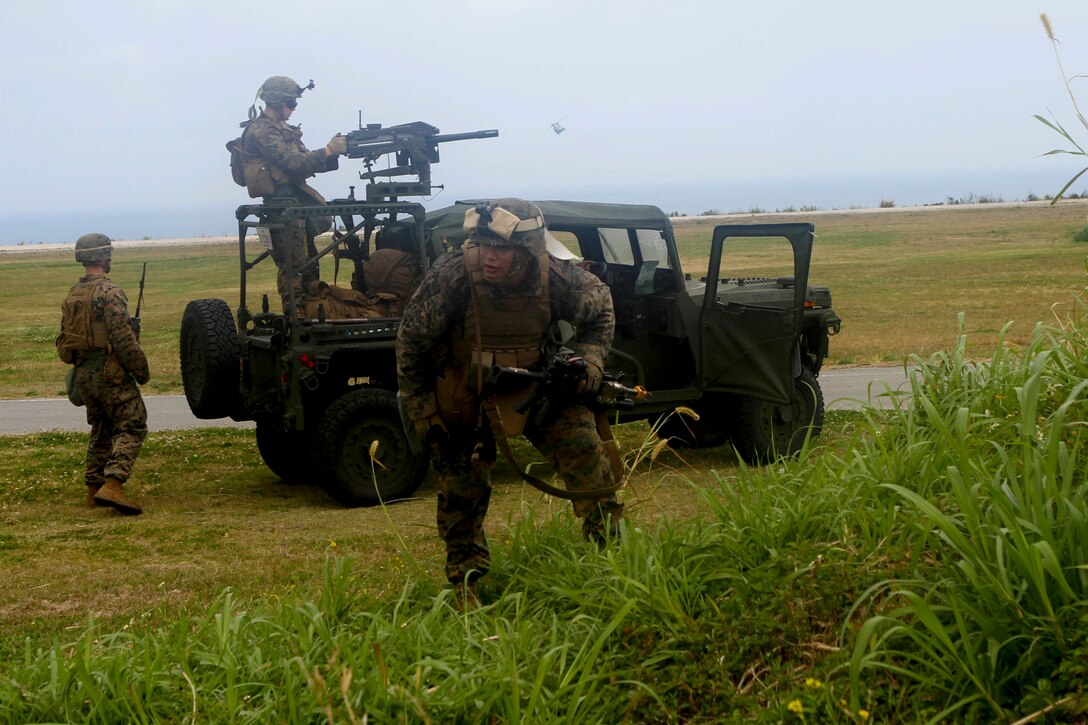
180,299,239,419
255,419,311,483
656,393,733,449
313,387,430,507
730,367,825,463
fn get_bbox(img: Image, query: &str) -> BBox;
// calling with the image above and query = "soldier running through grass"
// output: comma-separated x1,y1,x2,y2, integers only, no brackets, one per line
396,198,624,606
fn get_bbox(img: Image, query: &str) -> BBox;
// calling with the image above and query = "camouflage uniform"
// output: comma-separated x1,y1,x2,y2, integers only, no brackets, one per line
241,113,338,308
60,275,150,492
397,237,623,584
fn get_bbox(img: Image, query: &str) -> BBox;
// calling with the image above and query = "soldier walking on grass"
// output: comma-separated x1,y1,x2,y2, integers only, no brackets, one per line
235,75,347,312
56,234,148,515
396,199,624,607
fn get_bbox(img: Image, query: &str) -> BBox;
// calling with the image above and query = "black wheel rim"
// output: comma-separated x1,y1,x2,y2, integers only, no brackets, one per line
338,417,409,497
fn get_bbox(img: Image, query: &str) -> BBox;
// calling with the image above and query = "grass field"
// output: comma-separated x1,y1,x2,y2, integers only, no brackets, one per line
2,202,1087,721
2,201,1087,399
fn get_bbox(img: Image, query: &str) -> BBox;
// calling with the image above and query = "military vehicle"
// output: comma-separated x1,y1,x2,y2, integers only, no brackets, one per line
180,121,494,507
180,122,840,507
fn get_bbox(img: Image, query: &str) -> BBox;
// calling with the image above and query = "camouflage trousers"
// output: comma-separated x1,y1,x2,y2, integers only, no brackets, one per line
432,404,624,584
77,364,148,487
269,218,319,313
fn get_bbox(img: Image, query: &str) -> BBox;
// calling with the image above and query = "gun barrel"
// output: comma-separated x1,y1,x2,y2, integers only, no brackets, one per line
433,129,499,144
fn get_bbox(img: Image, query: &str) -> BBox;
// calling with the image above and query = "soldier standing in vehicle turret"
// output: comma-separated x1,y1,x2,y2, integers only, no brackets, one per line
238,75,348,312
56,234,148,515
396,198,624,607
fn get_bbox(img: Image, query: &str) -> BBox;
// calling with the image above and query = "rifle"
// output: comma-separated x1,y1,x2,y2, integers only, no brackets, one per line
133,262,147,338
482,348,649,501
343,120,498,201
485,348,648,425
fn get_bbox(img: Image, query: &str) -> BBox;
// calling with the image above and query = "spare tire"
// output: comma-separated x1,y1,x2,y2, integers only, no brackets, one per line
180,298,239,419
313,387,429,507
730,367,825,463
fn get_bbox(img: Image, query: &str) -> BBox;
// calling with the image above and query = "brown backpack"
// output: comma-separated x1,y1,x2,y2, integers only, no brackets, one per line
226,122,255,188
56,280,109,364
301,282,386,320
226,136,245,186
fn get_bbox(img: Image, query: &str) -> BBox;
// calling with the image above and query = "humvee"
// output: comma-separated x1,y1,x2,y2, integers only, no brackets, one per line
179,123,839,506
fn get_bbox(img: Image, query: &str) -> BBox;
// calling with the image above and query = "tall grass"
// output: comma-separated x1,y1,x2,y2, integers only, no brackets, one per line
1037,12,1088,204
844,302,1088,721
0,480,892,722
5,297,1088,720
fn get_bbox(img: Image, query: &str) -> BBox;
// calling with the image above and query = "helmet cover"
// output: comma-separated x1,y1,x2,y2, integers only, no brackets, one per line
74,233,113,265
464,198,547,256
259,76,303,104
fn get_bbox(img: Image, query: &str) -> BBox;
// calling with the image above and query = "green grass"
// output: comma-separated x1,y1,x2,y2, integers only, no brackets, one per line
4,300,1088,719
0,241,277,398
4,204,1088,720
3,202,1087,397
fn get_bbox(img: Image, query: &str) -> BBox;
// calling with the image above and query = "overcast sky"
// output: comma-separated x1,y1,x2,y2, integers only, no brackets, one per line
4,0,1088,228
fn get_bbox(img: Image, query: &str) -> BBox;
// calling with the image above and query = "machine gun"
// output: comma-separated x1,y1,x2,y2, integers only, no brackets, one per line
485,348,649,426
344,120,498,201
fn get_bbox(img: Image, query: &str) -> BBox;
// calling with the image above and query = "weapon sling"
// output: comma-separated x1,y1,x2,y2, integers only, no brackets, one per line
467,273,624,501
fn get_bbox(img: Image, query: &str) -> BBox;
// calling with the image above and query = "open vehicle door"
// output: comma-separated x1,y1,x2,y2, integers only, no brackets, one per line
699,223,814,404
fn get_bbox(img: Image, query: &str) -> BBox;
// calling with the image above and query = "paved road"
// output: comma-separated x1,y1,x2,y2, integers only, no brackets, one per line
0,366,913,435
819,365,912,409
0,395,254,435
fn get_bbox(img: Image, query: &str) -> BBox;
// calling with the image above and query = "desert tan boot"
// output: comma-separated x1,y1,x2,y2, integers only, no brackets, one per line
93,477,143,516
453,579,481,612
85,485,101,509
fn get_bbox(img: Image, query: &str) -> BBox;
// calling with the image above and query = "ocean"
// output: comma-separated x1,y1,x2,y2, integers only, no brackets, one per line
1,168,1078,246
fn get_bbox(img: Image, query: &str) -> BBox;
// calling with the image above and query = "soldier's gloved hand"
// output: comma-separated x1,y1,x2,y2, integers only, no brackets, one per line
134,369,150,385
577,361,603,394
414,413,448,447
325,134,348,156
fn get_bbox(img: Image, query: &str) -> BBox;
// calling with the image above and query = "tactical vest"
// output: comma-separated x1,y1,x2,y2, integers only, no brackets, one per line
238,119,314,200
435,244,551,425
56,279,110,365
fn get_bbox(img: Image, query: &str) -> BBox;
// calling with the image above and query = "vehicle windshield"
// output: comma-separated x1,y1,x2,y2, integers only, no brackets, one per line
636,228,671,270
599,228,672,270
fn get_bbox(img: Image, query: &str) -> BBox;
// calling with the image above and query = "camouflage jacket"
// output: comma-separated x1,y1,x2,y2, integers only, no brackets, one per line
396,252,614,422
241,113,337,198
60,275,150,383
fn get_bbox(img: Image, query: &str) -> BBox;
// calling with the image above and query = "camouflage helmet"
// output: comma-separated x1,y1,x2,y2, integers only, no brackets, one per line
464,198,547,256
74,233,112,265
258,76,303,105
